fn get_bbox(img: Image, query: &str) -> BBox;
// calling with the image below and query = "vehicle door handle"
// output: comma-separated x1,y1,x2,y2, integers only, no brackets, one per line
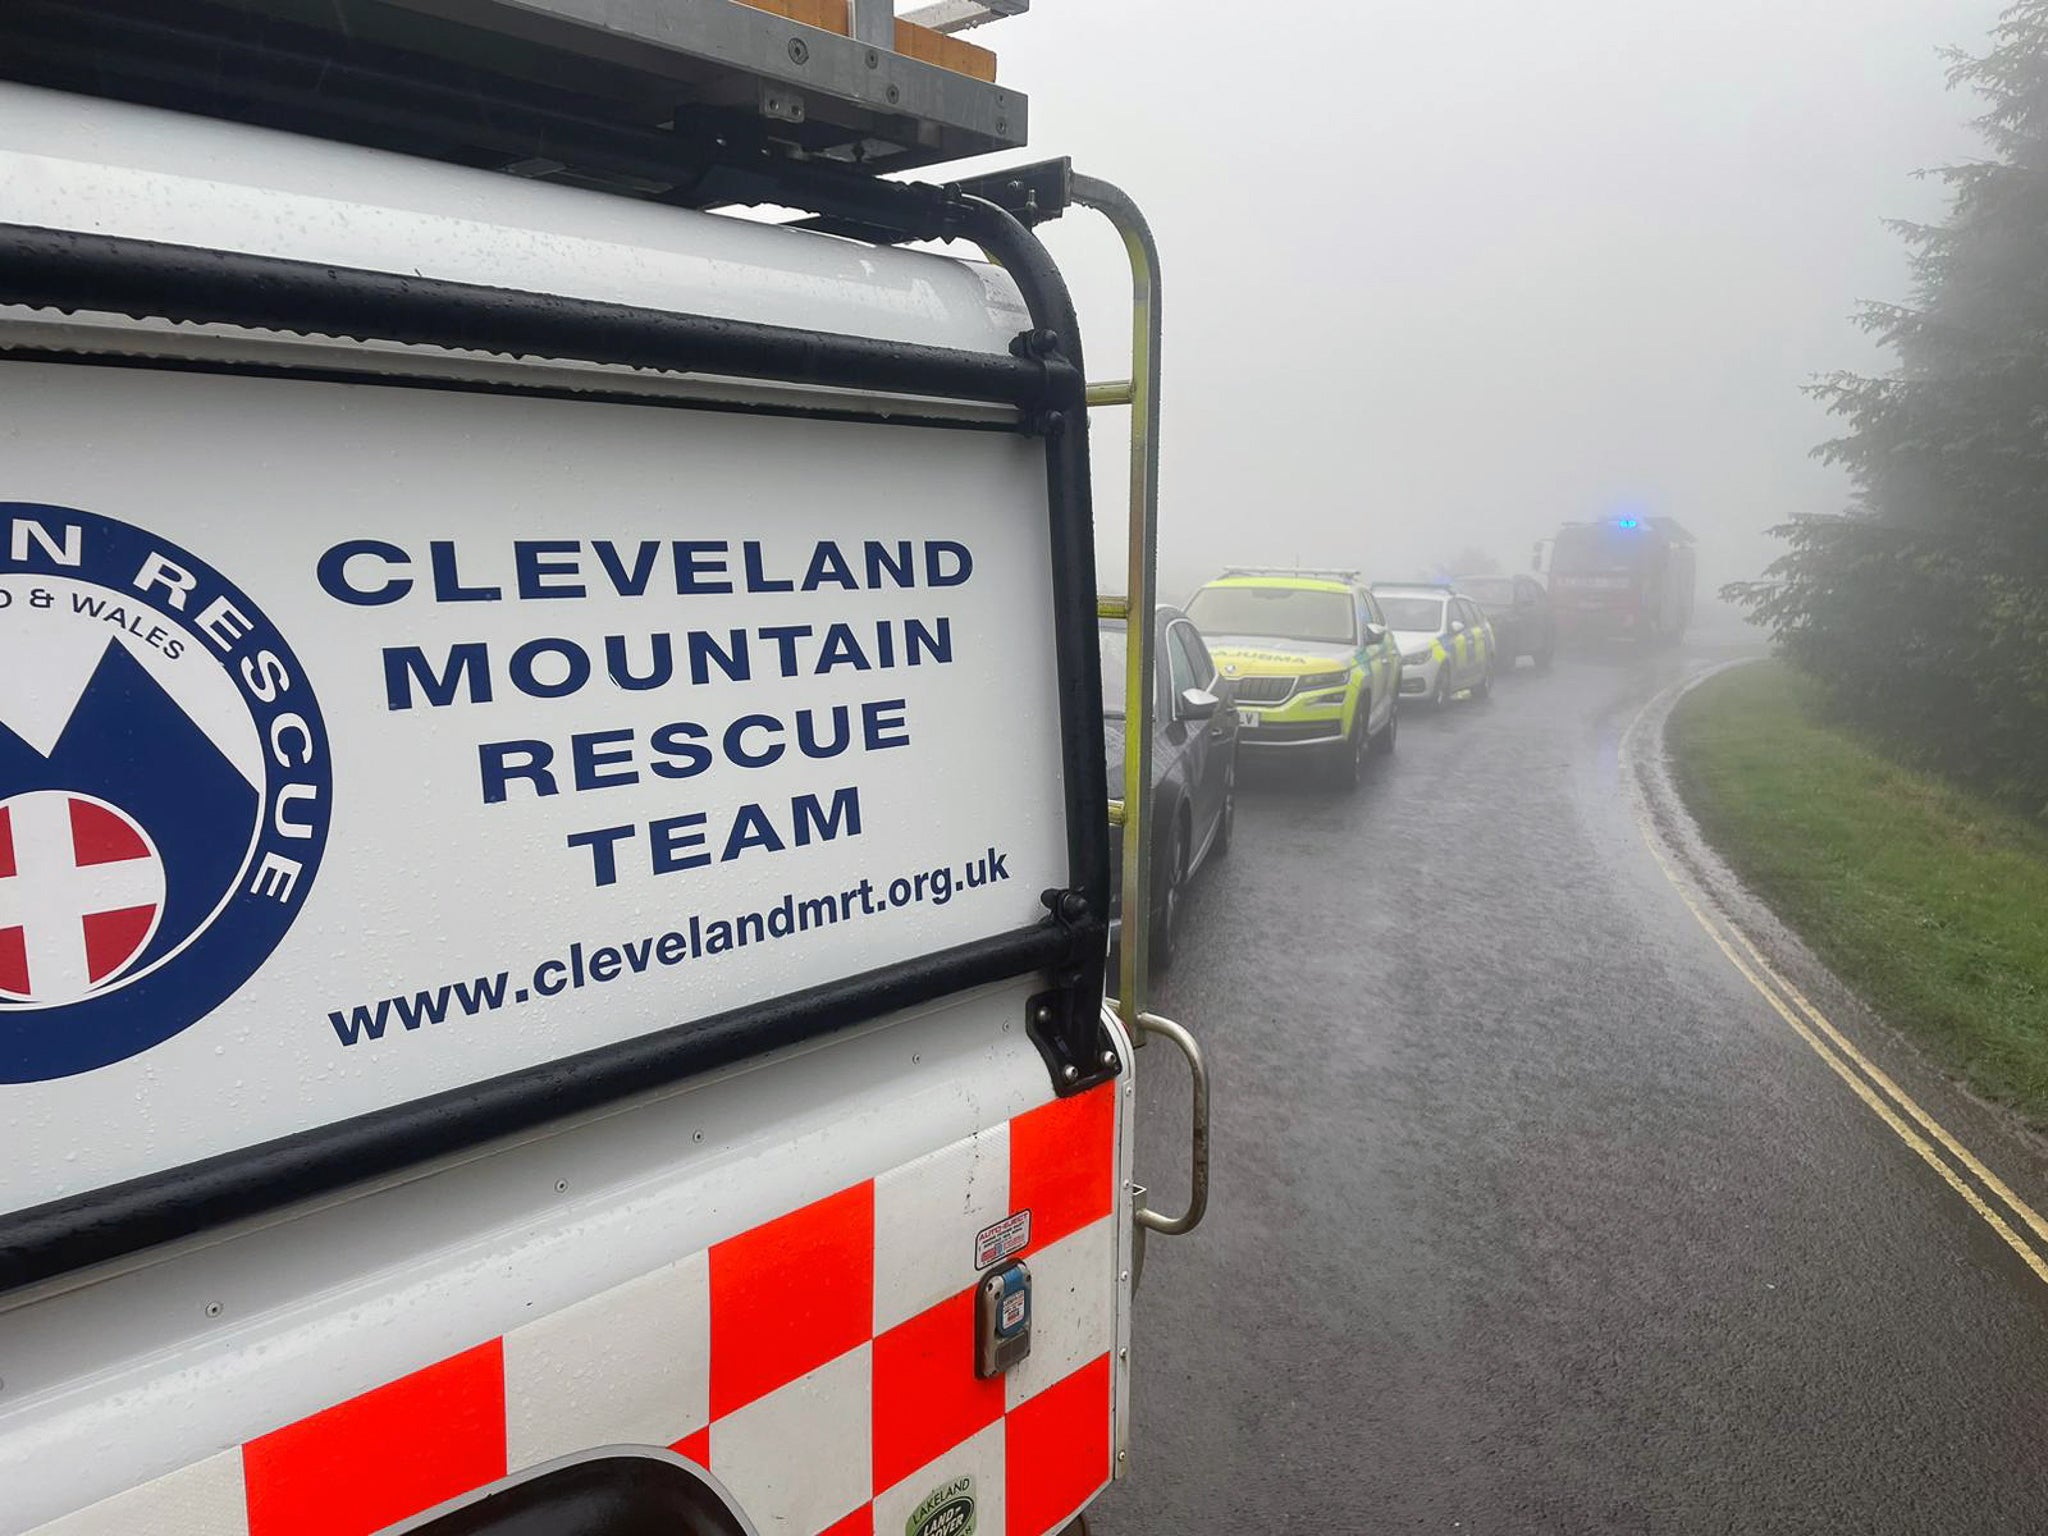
1133,1012,1209,1238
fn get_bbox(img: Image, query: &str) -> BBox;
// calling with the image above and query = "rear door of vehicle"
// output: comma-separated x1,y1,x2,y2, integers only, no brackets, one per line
1461,597,1492,675
0,82,1128,1536
1438,598,1465,686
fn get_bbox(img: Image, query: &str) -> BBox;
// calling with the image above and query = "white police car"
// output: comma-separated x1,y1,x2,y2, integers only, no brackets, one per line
1373,583,1496,707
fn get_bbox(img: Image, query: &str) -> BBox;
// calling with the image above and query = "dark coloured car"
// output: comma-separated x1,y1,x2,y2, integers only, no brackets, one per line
1456,572,1556,670
1100,605,1238,968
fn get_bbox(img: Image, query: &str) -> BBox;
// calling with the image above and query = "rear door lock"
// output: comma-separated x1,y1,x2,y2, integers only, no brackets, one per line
975,1259,1031,1378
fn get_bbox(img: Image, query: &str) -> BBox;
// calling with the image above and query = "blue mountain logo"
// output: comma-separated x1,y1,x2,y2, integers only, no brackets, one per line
0,639,257,977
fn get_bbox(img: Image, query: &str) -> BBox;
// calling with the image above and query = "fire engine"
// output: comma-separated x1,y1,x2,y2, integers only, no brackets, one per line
1544,515,1697,644
0,4,1205,1533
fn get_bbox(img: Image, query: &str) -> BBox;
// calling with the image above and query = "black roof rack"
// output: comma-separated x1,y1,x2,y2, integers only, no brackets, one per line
0,0,1029,205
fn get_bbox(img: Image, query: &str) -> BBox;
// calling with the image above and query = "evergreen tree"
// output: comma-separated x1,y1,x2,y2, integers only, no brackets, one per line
1736,1,2048,813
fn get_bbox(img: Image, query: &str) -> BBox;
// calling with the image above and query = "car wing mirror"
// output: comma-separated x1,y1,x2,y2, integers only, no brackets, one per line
1450,620,1467,634
1362,623,1387,644
1178,687,1220,723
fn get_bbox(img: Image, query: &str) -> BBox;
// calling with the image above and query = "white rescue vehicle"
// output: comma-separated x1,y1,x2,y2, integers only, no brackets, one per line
0,5,1205,1533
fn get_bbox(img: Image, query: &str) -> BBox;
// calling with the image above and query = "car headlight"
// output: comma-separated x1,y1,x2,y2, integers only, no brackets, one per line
1297,669,1349,691
1401,650,1434,666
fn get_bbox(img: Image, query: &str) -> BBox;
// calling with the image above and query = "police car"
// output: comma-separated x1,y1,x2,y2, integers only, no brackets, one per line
1374,583,1497,706
1182,569,1400,789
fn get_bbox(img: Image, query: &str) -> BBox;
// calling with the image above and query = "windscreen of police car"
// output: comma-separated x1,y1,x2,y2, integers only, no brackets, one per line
1377,595,1450,633
1184,586,1354,645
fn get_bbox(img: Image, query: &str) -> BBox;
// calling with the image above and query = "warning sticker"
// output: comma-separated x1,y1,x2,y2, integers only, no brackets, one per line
974,1209,1030,1269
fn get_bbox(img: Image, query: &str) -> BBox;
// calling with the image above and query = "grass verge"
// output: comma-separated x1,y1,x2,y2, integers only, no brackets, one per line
1669,659,2048,1123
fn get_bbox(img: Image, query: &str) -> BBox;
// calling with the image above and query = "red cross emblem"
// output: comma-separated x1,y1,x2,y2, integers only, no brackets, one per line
0,791,166,1005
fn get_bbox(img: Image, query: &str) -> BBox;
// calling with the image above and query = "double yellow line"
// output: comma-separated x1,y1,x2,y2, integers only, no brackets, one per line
1625,669,2048,1286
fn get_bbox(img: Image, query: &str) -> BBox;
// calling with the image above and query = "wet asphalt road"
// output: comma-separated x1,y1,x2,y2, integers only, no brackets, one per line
1091,621,2048,1534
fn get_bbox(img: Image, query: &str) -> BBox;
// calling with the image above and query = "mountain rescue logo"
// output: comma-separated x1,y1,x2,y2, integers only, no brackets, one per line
0,503,332,1082
0,792,166,1003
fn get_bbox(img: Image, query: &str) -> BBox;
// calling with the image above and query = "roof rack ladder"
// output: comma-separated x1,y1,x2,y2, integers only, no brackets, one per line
1071,176,1208,1253
950,159,1208,1251
1071,175,1158,1034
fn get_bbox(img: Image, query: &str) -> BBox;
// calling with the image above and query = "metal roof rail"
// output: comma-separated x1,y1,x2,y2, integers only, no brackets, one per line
0,0,1030,197
903,0,1029,32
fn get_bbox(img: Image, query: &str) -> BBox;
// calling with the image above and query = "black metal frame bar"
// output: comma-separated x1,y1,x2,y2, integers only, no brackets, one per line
0,225,1075,408
0,181,1112,1290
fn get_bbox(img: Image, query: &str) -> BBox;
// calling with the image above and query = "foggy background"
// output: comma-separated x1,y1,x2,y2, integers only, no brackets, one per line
940,0,2003,607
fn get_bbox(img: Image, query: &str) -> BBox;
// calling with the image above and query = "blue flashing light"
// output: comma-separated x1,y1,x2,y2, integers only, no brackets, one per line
1615,517,1640,529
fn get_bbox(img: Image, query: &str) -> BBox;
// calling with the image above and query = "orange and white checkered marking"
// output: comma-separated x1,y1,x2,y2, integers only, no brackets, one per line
30,1085,1120,1536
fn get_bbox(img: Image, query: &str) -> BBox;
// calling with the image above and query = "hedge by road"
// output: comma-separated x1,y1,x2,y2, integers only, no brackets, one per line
1669,660,2048,1123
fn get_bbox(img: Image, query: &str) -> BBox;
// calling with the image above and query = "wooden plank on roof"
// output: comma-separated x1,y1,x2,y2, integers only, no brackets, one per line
894,19,998,81
731,0,852,34
728,0,996,80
